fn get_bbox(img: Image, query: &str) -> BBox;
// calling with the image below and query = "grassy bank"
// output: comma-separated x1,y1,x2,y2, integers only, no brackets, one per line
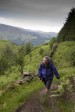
0,41,75,112
0,78,44,112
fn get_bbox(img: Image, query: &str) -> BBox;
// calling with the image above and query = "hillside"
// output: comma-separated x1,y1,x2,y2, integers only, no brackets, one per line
18,41,75,112
0,24,57,45
0,40,17,49
57,8,75,42
0,40,18,56
53,41,75,68
24,41,75,74
0,41,75,112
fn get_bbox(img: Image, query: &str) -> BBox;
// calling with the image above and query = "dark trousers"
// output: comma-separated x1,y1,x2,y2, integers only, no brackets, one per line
43,79,53,90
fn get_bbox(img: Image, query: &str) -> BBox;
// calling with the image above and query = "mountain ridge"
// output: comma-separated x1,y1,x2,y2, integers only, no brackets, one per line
0,24,57,45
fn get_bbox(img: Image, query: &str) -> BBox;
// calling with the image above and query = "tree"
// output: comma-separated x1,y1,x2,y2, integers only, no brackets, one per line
16,43,33,74
2,45,16,66
66,8,75,22
0,45,16,75
0,56,8,74
57,8,75,42
17,45,26,74
25,42,33,55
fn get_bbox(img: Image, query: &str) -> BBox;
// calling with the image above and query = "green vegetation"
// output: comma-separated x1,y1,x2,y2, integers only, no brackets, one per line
24,44,50,73
53,41,75,68
0,41,33,75
57,8,75,42
0,78,44,112
49,37,57,49
16,42,33,74
0,40,18,56
53,42,75,102
0,46,17,74
0,8,75,111
0,39,75,112
0,40,18,74
39,48,44,57
58,98,74,112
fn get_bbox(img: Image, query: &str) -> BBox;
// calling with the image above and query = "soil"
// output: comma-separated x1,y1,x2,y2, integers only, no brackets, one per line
16,82,75,112
16,83,60,112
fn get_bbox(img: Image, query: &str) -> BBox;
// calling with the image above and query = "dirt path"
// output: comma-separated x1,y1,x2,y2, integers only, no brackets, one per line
16,92,42,112
16,83,60,112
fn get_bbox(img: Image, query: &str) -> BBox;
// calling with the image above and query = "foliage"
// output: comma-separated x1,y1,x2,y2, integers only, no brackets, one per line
53,41,75,69
0,40,75,112
16,45,26,74
57,8,75,42
24,44,50,73
39,48,44,57
0,56,8,74
25,42,33,55
16,42,33,74
49,37,57,49
0,78,43,112
0,45,17,75
57,79,72,97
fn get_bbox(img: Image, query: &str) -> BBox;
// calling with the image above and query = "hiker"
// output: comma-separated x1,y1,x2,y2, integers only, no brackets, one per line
38,56,60,93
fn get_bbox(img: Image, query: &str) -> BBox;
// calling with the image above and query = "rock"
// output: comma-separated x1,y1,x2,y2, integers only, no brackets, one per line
50,94,60,98
22,72,31,78
16,72,34,86
16,80,24,85
22,72,34,83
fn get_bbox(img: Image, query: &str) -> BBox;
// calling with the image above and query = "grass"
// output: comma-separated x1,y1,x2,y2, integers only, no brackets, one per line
0,41,48,112
0,78,44,112
0,66,20,89
57,98,74,112
0,40,18,57
0,41,75,112
24,44,50,73
53,41,75,69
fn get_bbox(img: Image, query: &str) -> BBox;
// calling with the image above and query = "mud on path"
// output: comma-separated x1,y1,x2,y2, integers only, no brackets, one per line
16,83,60,112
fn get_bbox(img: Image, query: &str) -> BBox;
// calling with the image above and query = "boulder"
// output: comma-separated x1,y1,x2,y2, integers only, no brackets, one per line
16,80,24,85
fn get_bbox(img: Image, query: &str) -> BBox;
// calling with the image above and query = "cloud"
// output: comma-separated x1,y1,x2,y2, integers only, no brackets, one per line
0,0,75,32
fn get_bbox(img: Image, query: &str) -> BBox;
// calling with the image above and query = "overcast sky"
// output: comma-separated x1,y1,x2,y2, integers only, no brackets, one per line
0,0,75,32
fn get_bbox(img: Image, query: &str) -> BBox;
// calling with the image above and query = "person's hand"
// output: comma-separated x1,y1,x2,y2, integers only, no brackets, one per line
39,77,42,80
39,76,42,80
57,76,60,79
41,77,45,82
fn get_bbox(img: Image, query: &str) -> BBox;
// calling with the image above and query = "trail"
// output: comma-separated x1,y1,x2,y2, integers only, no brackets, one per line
16,83,60,112
16,77,75,112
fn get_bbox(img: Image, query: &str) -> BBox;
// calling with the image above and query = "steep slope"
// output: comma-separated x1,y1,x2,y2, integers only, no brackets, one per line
16,42,75,112
53,41,75,68
57,8,75,42
24,41,75,74
0,41,75,112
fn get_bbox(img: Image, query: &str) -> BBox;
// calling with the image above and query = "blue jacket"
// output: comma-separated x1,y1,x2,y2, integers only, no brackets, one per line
38,62,60,80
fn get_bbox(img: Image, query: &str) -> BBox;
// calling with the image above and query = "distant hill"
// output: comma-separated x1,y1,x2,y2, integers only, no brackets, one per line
0,24,57,45
57,8,75,42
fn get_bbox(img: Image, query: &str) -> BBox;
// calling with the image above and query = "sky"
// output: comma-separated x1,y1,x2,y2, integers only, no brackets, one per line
0,0,75,32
